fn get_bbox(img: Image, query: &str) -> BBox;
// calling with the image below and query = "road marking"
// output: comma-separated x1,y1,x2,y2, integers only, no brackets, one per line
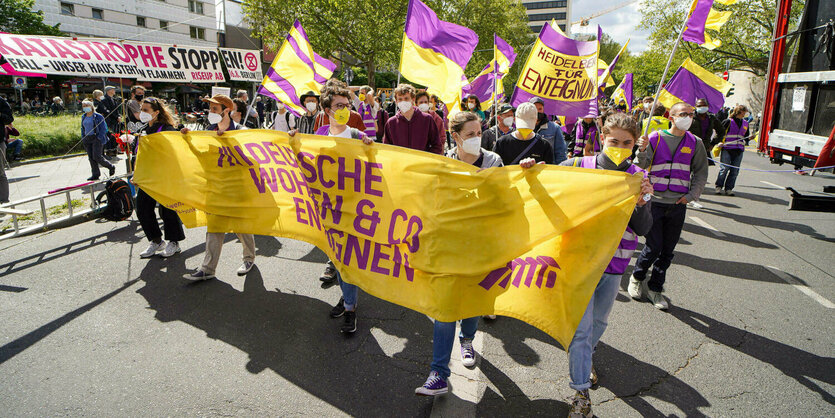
760,181,785,190
431,321,486,417
766,266,835,309
689,216,726,237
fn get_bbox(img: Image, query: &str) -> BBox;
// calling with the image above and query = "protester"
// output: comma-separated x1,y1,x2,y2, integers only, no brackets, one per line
292,79,374,333
493,102,554,164
127,86,145,124
236,90,259,128
180,95,257,281
51,97,65,115
256,96,265,126
530,98,567,163
464,94,486,122
383,84,443,154
133,97,185,259
102,86,123,153
296,91,320,135
80,99,115,181
573,115,599,157
0,95,12,204
715,105,750,196
481,104,514,151
632,102,708,310
415,91,445,149
415,111,502,397
522,112,653,417
636,96,654,126
271,102,296,133
688,98,724,166
352,86,380,138
93,90,106,115
5,124,22,162
641,103,670,137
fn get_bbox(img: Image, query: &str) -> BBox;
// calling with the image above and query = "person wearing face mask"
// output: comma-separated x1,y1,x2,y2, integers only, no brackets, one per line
573,115,600,157
481,104,514,151
80,99,115,181
314,89,365,133
464,94,486,122
641,103,671,138
133,97,187,259
415,91,446,150
350,85,380,139
714,105,750,196
687,98,725,167
383,84,443,154
524,112,652,418
633,102,707,310
295,91,320,135
415,111,502,397
271,101,296,133
530,97,567,163
636,96,654,126
127,86,145,123
493,102,554,165
230,99,250,127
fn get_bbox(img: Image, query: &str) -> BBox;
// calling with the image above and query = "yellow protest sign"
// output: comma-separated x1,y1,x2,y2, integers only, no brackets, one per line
133,130,641,348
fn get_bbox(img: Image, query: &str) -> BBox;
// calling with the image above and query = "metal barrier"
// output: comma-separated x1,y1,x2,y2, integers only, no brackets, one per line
0,174,131,241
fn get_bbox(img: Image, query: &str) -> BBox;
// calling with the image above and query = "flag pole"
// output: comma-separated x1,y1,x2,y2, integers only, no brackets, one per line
492,35,499,145
642,18,689,138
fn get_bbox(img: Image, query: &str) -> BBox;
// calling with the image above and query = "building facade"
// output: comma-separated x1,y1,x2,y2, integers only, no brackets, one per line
34,0,218,47
522,0,571,33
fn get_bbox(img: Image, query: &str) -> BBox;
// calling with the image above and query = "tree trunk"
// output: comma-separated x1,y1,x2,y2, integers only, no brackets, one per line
366,60,376,89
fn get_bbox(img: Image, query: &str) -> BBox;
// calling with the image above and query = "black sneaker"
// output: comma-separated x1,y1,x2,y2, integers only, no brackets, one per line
320,264,337,283
341,311,357,333
330,297,345,318
87,176,99,181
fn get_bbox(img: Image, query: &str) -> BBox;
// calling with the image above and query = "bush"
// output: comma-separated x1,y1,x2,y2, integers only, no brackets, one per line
12,114,84,158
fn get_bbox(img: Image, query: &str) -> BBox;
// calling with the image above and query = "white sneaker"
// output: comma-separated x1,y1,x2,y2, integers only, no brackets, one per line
140,241,165,258
460,338,476,367
715,186,723,194
160,241,181,258
647,290,669,310
482,315,497,320
237,261,254,276
627,275,644,300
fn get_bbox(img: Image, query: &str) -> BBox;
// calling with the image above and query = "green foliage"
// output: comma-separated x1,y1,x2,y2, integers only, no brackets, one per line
0,0,63,36
13,114,82,158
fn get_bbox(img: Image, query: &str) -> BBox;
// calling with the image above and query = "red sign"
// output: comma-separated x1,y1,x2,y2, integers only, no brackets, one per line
722,71,729,81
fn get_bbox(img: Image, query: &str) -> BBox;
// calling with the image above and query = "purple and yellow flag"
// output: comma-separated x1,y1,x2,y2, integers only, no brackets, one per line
511,23,600,117
462,34,517,110
258,20,337,117
598,39,629,90
400,0,479,103
611,73,633,112
682,0,736,50
658,59,732,113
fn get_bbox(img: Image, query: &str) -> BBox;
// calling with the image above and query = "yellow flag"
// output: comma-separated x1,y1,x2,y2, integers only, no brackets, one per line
134,130,642,347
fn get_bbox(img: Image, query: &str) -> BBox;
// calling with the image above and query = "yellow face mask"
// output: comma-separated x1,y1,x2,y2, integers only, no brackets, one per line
518,128,533,139
603,146,632,166
359,93,366,102
332,107,350,125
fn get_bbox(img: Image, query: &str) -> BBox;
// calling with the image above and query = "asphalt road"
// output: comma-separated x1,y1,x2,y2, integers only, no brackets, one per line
1,149,833,417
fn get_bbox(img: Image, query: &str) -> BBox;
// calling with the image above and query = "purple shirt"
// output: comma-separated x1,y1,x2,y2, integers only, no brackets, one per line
382,109,443,154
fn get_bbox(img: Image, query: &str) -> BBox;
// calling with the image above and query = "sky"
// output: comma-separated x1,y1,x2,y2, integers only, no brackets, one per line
570,0,650,53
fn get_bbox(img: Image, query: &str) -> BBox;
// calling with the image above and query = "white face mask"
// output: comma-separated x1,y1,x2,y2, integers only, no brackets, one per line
467,102,476,110
502,117,514,127
461,136,481,155
397,101,413,113
696,107,709,114
674,116,693,130
644,103,652,111
305,102,317,113
207,112,223,125
139,111,153,123
277,103,285,111
82,106,92,113
418,103,430,112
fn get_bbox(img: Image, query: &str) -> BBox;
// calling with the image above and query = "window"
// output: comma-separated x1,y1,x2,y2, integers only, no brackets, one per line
60,2,74,15
190,26,205,40
136,16,146,27
160,20,168,30
188,0,203,14
523,1,567,10
92,8,103,20
527,12,567,22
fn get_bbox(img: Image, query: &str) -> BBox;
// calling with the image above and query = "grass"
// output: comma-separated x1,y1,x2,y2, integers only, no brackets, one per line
12,114,84,158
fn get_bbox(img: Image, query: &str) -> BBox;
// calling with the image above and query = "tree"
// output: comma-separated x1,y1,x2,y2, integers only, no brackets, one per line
242,0,531,90
0,0,62,36
639,0,804,76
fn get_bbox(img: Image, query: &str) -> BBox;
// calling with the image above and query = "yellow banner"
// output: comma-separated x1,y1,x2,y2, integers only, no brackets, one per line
133,130,642,347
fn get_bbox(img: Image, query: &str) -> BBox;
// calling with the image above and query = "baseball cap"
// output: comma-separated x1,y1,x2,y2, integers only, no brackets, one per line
497,104,514,115
515,102,537,130
202,94,235,110
528,97,545,105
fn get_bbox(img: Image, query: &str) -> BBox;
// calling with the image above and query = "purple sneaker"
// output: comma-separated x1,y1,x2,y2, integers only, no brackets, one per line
415,371,448,396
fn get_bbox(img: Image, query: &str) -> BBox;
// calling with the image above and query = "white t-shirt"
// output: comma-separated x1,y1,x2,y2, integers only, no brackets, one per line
328,126,353,138
272,111,296,132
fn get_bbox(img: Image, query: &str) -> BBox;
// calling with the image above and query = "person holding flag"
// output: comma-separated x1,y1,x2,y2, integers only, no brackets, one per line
481,104,514,151
631,102,708,310
687,98,724,166
351,86,380,139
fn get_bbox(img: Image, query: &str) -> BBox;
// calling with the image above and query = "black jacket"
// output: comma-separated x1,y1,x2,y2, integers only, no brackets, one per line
688,113,725,146
0,96,13,127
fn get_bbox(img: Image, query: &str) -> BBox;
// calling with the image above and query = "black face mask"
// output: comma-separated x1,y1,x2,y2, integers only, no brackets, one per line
135,94,144,101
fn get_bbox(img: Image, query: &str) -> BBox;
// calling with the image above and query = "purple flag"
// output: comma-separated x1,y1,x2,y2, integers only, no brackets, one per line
658,59,732,113
682,0,714,45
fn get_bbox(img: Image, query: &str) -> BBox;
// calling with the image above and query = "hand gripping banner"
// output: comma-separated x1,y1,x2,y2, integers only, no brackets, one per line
133,131,642,347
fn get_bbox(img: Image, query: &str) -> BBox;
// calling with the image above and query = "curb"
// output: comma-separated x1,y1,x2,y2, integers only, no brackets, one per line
15,153,87,166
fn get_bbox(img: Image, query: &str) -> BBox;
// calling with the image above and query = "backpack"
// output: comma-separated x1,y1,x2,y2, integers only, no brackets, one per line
95,179,135,221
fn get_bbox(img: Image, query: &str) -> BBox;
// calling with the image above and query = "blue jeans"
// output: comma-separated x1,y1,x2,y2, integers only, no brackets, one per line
568,273,621,391
6,139,22,158
336,270,358,311
431,317,479,379
633,202,687,292
716,148,744,191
